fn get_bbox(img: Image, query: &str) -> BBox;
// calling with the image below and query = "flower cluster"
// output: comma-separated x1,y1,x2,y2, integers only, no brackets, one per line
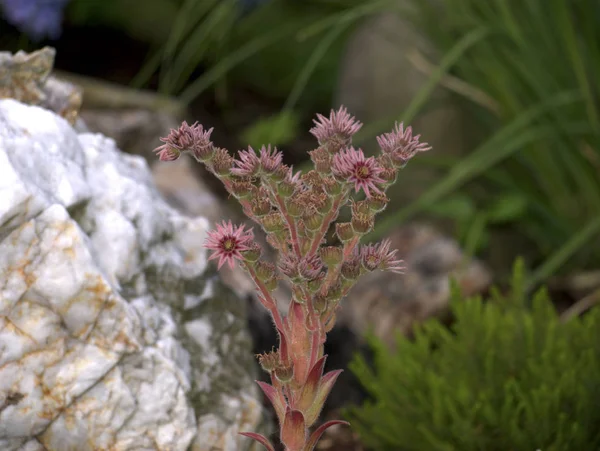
155,106,430,451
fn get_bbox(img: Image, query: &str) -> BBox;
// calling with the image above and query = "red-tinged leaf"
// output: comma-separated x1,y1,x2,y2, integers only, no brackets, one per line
281,409,307,451
278,328,290,364
256,380,286,425
289,302,310,384
239,432,275,451
305,369,343,427
303,420,350,451
296,356,327,413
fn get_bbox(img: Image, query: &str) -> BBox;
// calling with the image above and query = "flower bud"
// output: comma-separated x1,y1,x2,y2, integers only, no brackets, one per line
274,364,294,383
309,148,332,173
257,349,280,372
269,164,289,183
230,179,254,199
368,192,389,213
303,210,323,232
263,275,278,291
302,170,323,189
335,222,354,242
323,313,336,333
351,212,374,234
299,255,324,280
251,197,272,217
262,212,286,233
325,281,342,303
277,180,296,198
323,178,343,196
279,254,300,280
255,261,276,282
286,198,303,217
313,293,328,313
242,243,261,262
210,148,233,177
307,272,326,292
316,195,333,215
351,200,371,216
379,163,398,187
341,257,361,280
291,284,306,303
319,246,343,266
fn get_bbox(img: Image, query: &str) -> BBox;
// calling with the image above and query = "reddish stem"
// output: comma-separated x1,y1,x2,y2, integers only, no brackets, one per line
244,263,284,332
267,183,302,258
307,190,348,257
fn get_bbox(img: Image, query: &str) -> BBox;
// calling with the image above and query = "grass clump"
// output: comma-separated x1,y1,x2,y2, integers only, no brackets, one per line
346,259,600,451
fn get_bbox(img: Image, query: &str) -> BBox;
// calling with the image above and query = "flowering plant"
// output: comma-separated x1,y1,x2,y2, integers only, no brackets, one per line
155,107,430,450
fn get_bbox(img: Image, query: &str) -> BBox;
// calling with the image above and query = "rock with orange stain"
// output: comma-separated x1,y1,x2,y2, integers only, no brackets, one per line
0,99,268,451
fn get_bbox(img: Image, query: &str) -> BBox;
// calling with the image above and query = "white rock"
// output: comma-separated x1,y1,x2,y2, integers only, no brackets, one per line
0,100,266,451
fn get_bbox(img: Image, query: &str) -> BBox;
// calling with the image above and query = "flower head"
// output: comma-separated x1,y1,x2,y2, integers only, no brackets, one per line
232,147,261,177
204,221,254,269
298,255,324,280
259,145,283,174
377,122,431,167
332,147,385,197
310,106,362,150
155,121,214,162
278,253,299,279
360,239,405,274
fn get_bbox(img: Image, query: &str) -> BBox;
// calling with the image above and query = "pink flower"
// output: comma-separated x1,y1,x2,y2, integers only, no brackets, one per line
154,121,214,162
376,122,431,167
298,255,324,280
259,145,284,173
232,147,261,177
360,239,405,274
310,106,362,148
332,147,386,198
204,221,254,269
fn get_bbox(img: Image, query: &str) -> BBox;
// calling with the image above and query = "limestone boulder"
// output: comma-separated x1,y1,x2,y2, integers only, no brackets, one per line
0,99,267,451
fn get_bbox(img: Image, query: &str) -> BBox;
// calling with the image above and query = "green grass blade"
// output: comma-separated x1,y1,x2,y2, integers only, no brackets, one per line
354,26,490,145
282,18,350,112
526,215,600,291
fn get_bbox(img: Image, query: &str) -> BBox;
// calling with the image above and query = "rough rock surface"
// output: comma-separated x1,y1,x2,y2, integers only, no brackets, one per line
0,99,267,451
0,47,82,125
339,223,492,347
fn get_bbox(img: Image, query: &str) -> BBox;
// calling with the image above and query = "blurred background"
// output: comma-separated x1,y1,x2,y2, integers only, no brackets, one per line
2,1,599,449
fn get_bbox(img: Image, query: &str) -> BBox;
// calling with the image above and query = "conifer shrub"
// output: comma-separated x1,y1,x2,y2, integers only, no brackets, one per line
346,260,600,451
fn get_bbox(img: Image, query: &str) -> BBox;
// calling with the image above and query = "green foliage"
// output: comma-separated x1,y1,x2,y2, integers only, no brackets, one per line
346,260,600,451
67,0,179,45
241,111,300,149
369,0,600,275
128,0,370,108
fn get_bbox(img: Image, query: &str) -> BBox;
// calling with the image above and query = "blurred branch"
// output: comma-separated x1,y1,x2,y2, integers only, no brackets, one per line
53,70,186,117
560,287,600,322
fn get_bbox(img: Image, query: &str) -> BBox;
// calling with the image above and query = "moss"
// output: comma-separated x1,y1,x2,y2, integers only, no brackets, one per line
346,259,600,451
